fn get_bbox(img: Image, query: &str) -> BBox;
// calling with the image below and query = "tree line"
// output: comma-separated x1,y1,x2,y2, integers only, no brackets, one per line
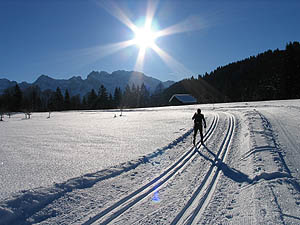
202,41,300,102
161,41,300,104
0,83,154,114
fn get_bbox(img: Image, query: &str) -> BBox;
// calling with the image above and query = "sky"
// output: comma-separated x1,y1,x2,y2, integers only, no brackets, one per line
0,0,299,83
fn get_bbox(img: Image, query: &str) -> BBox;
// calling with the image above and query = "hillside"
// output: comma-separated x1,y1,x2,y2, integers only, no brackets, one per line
163,41,300,104
157,77,225,105
203,41,300,102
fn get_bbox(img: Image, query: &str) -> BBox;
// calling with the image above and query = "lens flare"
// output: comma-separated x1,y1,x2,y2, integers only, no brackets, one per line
95,0,207,76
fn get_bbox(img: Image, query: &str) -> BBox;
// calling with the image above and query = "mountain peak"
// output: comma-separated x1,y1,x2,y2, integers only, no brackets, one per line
87,71,110,80
35,75,53,82
69,76,83,81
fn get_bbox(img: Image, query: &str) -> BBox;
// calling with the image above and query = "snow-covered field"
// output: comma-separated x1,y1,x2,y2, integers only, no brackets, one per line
1,100,300,224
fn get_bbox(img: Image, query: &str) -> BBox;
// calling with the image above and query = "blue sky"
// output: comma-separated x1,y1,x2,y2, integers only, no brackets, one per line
0,0,299,83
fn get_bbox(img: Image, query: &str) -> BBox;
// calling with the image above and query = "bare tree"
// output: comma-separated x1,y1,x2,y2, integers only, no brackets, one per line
0,107,5,121
23,110,32,119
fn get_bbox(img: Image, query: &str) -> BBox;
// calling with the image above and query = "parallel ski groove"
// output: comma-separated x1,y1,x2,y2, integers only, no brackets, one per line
171,113,235,225
83,114,219,225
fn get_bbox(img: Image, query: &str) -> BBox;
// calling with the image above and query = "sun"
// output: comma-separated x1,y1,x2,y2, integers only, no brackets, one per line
97,0,195,75
133,27,157,49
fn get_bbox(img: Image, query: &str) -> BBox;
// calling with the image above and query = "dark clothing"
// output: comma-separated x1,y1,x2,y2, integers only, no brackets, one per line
192,113,206,128
192,112,206,144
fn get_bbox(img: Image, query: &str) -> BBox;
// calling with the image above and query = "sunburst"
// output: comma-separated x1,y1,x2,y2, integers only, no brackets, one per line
93,0,205,77
133,27,157,50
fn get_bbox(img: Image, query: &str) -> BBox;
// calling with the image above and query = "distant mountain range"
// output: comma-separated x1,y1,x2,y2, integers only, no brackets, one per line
0,70,175,97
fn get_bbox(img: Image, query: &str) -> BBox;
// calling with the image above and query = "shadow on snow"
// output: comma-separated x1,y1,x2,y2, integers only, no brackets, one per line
194,145,295,185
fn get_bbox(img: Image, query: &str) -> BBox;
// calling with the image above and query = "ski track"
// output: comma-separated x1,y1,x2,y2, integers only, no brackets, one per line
0,112,202,225
81,114,220,224
199,108,300,225
85,113,235,224
170,113,235,225
259,107,300,181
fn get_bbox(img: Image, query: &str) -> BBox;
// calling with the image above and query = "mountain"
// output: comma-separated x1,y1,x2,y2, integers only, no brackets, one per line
0,78,17,93
0,70,175,97
84,70,174,94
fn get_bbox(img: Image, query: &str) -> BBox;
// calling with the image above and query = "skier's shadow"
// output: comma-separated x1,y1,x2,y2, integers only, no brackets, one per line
195,145,252,184
194,145,215,164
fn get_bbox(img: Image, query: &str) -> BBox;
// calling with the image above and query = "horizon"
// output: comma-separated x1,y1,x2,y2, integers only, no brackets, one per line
1,0,299,83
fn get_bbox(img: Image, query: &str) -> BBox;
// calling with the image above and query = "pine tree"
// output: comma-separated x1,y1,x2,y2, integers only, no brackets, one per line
0,95,5,121
122,84,132,108
98,85,109,109
82,96,87,109
55,87,64,111
113,87,122,108
131,84,137,107
140,83,150,107
70,95,81,110
13,84,23,112
87,89,97,109
64,89,71,110
285,42,300,98
23,85,43,111
108,94,113,109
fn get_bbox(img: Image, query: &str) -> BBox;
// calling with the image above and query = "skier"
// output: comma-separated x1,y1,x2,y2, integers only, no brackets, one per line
192,108,206,145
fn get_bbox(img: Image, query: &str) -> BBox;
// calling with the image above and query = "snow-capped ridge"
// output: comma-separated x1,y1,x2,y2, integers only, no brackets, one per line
0,70,175,96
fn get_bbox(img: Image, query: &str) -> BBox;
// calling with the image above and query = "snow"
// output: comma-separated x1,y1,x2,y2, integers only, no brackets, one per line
0,100,300,224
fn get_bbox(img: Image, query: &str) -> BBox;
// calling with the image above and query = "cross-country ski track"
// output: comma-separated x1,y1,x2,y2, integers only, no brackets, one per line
83,114,227,225
1,101,300,225
82,112,238,225
170,114,234,225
